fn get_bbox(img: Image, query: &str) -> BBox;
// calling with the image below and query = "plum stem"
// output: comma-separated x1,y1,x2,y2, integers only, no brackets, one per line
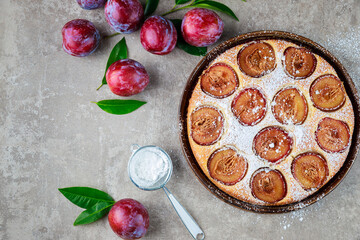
162,5,191,16
97,83,104,91
103,32,121,39
161,0,195,16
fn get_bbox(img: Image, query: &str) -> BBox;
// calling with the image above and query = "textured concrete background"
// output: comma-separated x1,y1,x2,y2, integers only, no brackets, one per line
1,0,360,239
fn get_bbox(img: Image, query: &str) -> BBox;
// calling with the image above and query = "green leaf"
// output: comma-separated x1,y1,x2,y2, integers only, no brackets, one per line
170,19,183,27
176,37,207,56
74,201,114,226
98,37,128,90
192,0,239,21
92,99,147,115
170,19,207,56
144,0,159,16
58,187,115,209
175,0,192,4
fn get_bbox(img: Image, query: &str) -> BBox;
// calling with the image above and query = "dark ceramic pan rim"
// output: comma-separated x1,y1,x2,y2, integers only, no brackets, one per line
179,30,360,213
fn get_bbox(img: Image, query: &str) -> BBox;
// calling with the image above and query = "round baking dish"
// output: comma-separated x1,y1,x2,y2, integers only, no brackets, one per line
179,30,360,213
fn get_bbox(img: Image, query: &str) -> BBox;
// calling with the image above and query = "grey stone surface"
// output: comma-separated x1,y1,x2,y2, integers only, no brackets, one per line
0,0,359,239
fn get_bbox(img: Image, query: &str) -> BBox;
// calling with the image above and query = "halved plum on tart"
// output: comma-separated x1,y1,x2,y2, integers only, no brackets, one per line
251,168,287,203
253,126,293,163
310,74,346,111
292,152,329,190
315,117,350,153
283,47,317,79
190,106,224,146
272,87,308,125
232,88,267,126
238,42,276,78
207,146,248,186
201,63,239,98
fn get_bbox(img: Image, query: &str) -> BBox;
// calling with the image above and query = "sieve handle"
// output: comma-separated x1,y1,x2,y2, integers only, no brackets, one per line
163,186,205,240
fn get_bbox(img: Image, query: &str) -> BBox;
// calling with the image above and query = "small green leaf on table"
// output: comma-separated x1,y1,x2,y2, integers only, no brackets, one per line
170,19,207,56
92,99,147,115
58,187,115,209
97,37,128,90
73,201,114,226
192,0,239,21
144,0,159,16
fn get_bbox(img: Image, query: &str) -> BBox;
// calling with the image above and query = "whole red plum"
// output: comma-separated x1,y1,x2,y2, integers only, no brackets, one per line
108,199,149,239
76,0,106,10
140,16,177,55
181,8,224,47
62,19,100,57
106,59,149,96
105,0,144,33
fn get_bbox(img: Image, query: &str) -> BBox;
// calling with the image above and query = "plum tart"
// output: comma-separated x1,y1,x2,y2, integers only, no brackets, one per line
187,39,355,206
